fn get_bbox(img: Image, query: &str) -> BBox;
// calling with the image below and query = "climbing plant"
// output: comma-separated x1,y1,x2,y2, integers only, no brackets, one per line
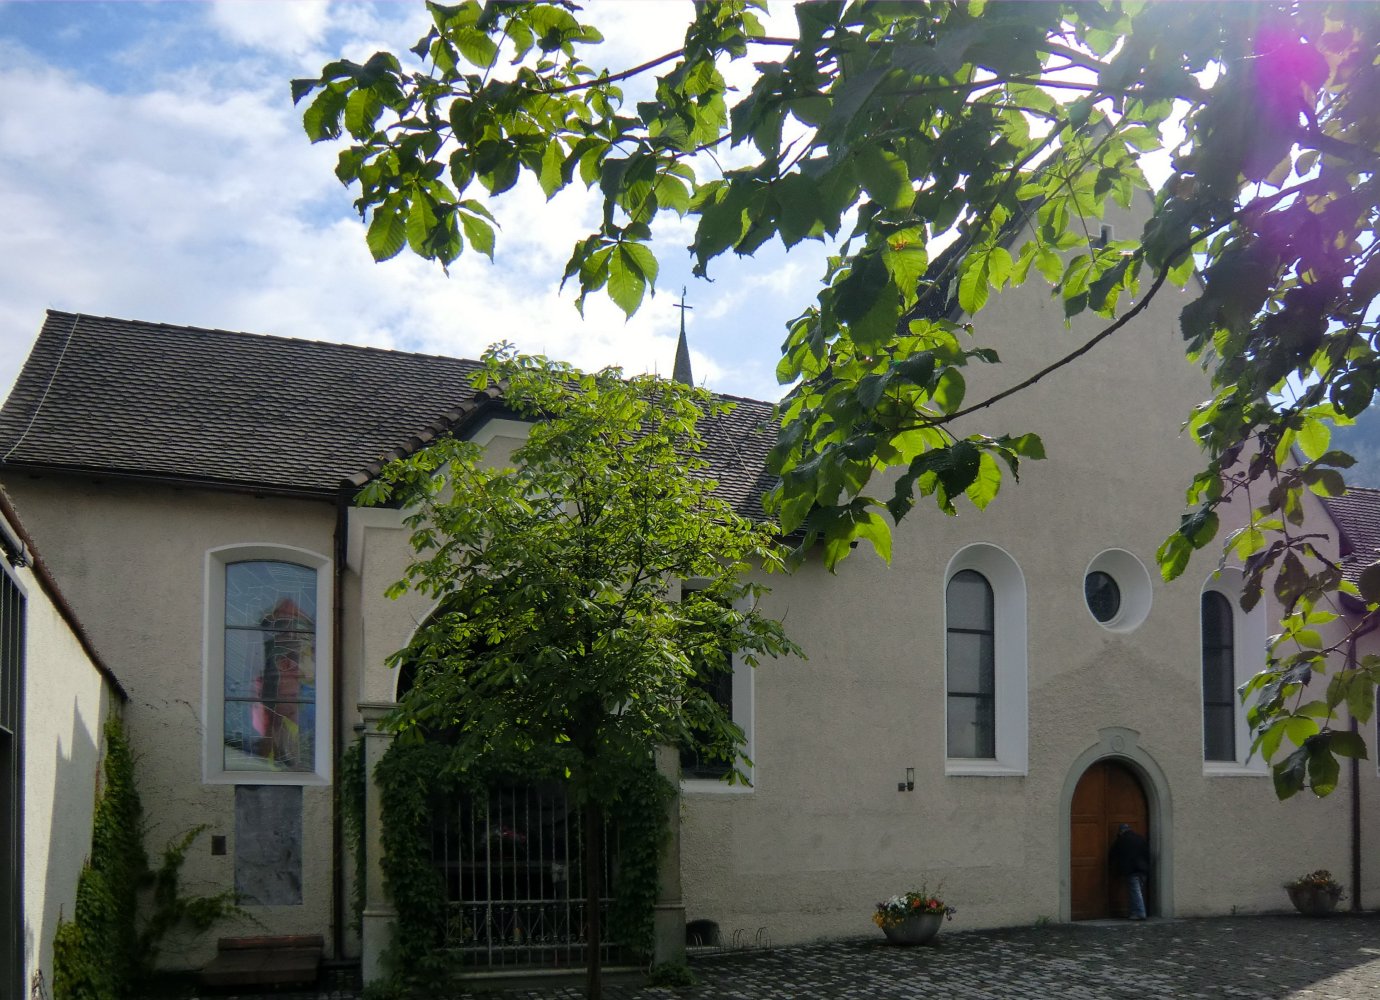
51,716,244,1000
369,739,673,996
340,737,367,933
52,717,146,1000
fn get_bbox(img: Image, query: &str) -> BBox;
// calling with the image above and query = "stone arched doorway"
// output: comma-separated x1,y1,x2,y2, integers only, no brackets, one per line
1058,727,1174,922
1070,759,1148,918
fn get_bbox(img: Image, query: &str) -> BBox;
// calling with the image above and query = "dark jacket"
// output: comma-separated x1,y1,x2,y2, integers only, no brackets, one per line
1109,828,1151,876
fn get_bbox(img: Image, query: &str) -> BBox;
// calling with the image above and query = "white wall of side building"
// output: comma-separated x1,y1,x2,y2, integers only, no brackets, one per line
1,497,121,997
1,478,339,971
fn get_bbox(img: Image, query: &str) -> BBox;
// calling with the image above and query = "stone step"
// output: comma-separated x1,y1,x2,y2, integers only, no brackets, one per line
199,938,323,989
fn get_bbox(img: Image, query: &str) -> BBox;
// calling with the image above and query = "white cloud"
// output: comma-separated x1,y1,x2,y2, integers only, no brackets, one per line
208,0,331,57
0,3,821,406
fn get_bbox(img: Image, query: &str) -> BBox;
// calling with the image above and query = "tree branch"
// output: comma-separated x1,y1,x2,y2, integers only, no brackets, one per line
930,264,1171,426
541,36,798,95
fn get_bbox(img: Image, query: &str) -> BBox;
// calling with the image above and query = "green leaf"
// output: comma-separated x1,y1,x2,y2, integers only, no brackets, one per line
1307,740,1340,796
957,253,991,315
290,78,317,105
882,231,927,295
1349,680,1375,723
538,141,565,199
1006,433,1045,460
933,369,966,415
964,451,1002,510
1273,746,1308,799
1329,730,1368,760
853,145,914,211
367,199,408,262
852,509,893,563
345,87,382,139
608,243,656,317
986,247,1013,290
460,211,495,260
1358,562,1380,605
654,173,690,216
302,85,347,142
454,25,499,68
405,192,439,255
1297,417,1331,461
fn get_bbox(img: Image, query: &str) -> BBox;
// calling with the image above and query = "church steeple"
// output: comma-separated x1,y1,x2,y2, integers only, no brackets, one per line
672,287,693,386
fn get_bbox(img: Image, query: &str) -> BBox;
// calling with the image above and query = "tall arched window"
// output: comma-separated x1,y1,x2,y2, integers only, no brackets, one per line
946,569,996,759
944,544,1028,774
204,544,332,784
1201,591,1236,762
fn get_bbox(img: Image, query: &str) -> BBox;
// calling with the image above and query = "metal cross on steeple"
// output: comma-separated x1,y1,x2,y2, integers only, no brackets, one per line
672,287,693,386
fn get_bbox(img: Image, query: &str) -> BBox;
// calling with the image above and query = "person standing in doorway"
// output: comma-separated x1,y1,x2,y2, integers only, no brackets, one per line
1109,823,1151,920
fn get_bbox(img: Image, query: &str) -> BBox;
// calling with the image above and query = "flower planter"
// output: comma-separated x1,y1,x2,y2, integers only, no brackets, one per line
881,912,944,946
1287,884,1342,917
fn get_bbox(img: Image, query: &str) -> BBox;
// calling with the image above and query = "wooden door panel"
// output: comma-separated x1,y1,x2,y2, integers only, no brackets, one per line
1069,760,1149,920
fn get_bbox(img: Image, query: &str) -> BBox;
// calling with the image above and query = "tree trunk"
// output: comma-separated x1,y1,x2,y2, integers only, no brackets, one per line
583,799,604,1000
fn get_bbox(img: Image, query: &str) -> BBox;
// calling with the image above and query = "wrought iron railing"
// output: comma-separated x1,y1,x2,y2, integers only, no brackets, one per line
431,781,624,969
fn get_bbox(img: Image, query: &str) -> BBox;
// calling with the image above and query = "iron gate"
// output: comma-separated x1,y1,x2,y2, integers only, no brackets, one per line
431,781,623,969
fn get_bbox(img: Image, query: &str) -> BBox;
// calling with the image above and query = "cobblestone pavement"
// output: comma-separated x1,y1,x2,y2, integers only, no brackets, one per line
167,914,1380,999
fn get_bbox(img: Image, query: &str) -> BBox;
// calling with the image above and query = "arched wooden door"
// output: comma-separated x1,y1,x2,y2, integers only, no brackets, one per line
1070,759,1149,919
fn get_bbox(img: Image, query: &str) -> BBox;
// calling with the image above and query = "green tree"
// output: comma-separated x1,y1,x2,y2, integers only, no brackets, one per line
359,348,798,998
297,1,1380,798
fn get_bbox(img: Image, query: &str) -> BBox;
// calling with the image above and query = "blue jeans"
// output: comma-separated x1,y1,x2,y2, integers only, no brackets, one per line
1127,873,1147,919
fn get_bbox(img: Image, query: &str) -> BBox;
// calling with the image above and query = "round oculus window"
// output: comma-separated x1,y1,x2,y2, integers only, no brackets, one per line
1084,570,1121,623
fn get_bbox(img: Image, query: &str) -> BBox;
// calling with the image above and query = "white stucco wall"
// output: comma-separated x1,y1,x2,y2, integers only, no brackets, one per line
3,478,339,969
667,228,1356,940
3,504,118,996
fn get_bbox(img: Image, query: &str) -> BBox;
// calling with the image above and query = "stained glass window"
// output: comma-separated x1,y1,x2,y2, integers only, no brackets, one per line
223,561,317,772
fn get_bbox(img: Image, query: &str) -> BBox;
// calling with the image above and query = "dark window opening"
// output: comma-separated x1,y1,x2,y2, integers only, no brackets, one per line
947,569,995,759
1085,571,1121,623
1201,591,1236,761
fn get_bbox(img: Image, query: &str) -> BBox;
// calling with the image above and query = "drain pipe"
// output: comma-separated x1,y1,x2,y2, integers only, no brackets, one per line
331,488,349,959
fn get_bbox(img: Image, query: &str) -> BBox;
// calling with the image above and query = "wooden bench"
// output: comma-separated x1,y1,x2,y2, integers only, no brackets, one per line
199,934,324,989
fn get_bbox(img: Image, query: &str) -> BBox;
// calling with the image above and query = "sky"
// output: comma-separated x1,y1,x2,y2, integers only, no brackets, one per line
0,1,829,405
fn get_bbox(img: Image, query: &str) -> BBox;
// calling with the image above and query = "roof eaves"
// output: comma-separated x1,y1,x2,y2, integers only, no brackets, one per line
341,386,508,490
0,459,340,501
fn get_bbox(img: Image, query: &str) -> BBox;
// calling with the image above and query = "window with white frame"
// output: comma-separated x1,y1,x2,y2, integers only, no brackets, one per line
204,545,332,784
679,582,753,789
1200,569,1266,772
944,544,1027,775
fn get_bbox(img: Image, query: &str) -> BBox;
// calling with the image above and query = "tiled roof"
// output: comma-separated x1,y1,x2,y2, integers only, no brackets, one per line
0,311,778,519
1324,486,1380,587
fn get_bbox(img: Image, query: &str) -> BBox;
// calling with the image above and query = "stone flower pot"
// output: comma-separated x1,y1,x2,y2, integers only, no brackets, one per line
881,912,944,946
1287,883,1342,916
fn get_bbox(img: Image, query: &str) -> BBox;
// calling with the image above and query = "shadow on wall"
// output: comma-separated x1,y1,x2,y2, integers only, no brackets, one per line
28,695,104,997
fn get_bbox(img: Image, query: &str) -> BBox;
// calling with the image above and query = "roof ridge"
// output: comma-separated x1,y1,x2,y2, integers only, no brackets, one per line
43,309,484,367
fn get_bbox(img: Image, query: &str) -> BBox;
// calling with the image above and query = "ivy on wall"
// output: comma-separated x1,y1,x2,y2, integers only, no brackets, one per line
364,739,673,993
340,737,367,934
51,716,243,1000
52,716,146,1000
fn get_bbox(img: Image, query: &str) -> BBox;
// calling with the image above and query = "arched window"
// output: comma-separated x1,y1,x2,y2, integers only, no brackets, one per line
946,570,995,759
204,545,331,784
944,544,1027,775
1201,591,1236,761
1200,569,1265,772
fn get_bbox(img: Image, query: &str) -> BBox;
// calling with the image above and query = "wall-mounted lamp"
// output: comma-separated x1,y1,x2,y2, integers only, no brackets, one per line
898,767,915,792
